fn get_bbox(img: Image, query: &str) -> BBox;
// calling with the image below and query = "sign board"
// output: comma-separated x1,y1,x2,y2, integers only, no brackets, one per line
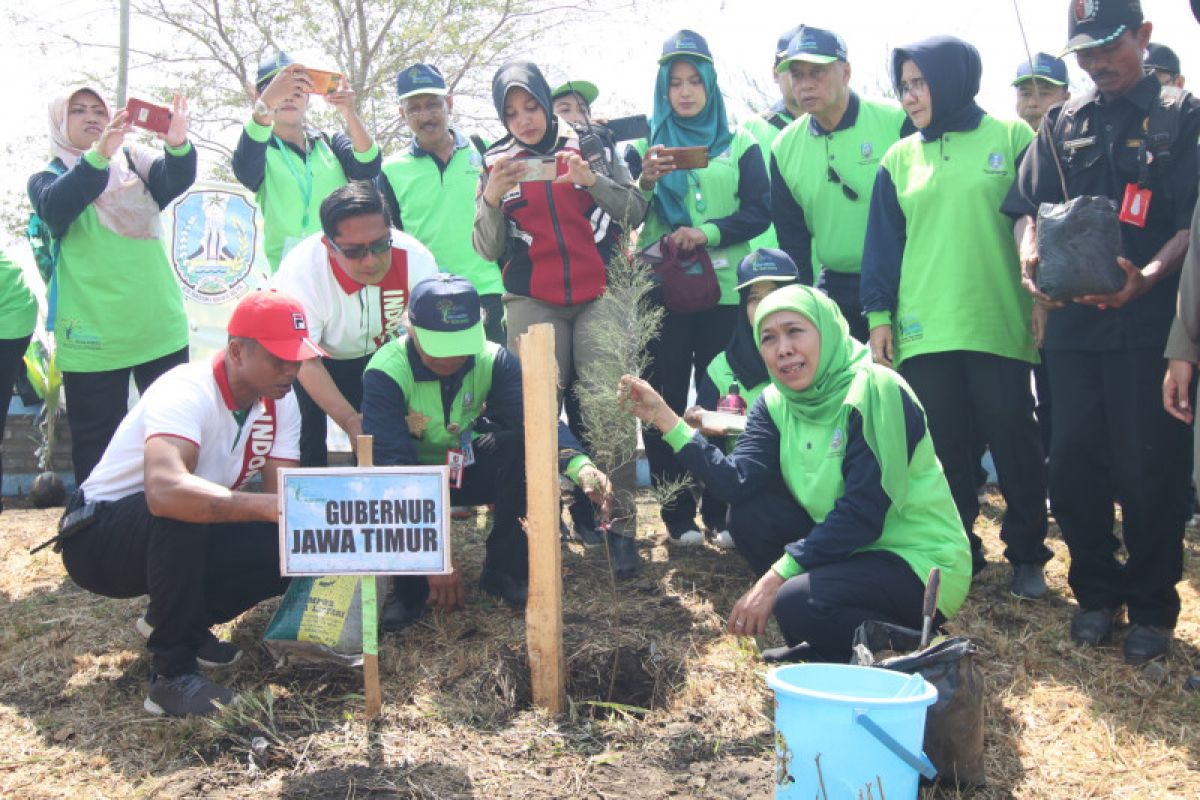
279,466,452,577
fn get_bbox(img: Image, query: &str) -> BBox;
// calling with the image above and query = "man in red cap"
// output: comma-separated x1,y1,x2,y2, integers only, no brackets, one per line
46,291,324,716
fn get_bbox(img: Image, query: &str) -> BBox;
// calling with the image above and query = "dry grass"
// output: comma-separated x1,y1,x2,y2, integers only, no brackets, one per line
1,492,1199,798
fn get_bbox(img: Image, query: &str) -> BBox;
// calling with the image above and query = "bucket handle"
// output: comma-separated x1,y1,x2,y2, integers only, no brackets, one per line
854,710,938,780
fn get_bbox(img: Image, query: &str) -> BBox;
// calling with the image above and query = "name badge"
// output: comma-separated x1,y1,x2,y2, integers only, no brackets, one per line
1119,183,1151,228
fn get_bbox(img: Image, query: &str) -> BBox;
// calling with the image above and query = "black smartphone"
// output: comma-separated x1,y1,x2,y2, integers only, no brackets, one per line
606,114,650,143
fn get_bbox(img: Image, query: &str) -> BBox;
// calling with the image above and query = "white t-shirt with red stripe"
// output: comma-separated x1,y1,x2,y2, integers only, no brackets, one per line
270,228,438,360
81,353,301,503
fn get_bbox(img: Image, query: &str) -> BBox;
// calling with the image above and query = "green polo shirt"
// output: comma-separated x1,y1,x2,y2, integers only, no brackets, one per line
0,248,37,340
741,109,795,251
380,131,503,295
773,96,907,274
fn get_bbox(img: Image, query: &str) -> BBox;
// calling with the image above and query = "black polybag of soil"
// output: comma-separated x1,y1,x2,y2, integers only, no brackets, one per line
850,620,985,788
1035,196,1125,301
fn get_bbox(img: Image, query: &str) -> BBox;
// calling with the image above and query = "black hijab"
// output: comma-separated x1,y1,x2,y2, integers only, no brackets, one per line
491,60,559,155
892,35,985,142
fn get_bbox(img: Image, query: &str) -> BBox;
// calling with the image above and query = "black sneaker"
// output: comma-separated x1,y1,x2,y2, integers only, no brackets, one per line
479,569,528,610
572,523,605,548
136,617,241,668
381,595,425,631
1070,608,1115,647
144,671,233,717
1123,624,1172,665
1009,563,1048,600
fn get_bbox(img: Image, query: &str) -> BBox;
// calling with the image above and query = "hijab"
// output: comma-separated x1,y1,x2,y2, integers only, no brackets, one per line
48,86,163,240
754,285,915,505
891,35,985,142
650,55,733,229
491,61,559,156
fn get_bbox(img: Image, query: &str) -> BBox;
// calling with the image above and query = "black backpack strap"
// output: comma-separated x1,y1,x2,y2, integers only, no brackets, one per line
469,134,488,156
1146,86,1188,167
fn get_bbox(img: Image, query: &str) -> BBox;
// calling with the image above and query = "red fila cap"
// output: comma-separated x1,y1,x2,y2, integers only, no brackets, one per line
227,291,327,361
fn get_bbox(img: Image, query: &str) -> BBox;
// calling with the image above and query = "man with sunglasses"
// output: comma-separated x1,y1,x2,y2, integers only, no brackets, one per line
271,181,437,466
769,26,907,342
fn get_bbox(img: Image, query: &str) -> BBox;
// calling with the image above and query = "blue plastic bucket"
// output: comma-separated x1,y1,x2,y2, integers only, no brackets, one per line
766,663,938,799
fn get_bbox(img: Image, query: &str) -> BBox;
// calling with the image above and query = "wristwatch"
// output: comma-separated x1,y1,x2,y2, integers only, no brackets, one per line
253,98,273,119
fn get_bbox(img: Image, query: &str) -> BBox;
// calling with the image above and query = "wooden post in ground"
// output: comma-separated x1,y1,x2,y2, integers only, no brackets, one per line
356,434,383,721
519,324,565,714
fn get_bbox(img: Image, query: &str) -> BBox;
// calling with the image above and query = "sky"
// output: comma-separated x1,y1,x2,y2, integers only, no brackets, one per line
1,0,1197,250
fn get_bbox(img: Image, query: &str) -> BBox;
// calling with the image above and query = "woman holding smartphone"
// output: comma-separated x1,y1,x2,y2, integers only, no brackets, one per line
472,59,647,577
637,30,771,546
27,86,195,486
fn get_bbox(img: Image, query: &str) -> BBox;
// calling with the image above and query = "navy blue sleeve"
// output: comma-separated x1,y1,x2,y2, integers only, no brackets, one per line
784,392,926,570
706,143,771,247
671,396,779,503
143,145,198,209
695,371,720,410
1000,143,1034,222
376,173,405,231
860,165,906,316
361,368,419,466
232,128,267,192
770,152,815,285
27,161,109,238
624,144,642,180
329,132,382,180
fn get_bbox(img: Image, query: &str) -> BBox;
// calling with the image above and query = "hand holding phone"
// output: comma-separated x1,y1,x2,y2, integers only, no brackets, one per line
126,98,172,136
515,157,559,183
659,145,709,170
303,68,344,95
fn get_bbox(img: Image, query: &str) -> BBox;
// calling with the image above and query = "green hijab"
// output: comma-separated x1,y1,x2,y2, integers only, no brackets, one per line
753,285,915,506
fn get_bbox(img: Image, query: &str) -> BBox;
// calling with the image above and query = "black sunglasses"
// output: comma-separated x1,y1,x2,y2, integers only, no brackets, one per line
329,234,392,261
826,166,860,201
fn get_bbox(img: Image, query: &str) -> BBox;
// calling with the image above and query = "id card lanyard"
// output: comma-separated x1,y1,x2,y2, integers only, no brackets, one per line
1119,117,1153,228
273,133,315,228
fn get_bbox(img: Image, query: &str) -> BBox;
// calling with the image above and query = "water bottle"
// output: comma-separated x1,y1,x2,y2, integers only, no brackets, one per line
716,384,747,415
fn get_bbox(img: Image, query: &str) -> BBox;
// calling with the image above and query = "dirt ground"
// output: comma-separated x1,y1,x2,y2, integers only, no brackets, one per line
2,492,1199,799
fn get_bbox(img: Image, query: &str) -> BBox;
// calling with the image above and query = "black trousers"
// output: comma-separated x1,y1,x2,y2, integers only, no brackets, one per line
1033,355,1052,455
1045,349,1190,628
293,354,371,468
817,269,869,343
480,293,507,346
901,351,1050,565
0,334,32,505
643,303,739,530
63,347,189,486
392,430,526,606
61,492,288,676
728,483,929,662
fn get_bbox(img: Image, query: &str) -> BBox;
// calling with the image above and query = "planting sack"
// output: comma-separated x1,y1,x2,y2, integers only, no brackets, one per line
637,235,720,313
851,620,986,788
264,575,383,667
1035,196,1124,301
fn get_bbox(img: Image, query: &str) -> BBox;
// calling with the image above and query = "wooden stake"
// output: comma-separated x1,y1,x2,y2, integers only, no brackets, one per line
519,324,565,714
356,434,383,721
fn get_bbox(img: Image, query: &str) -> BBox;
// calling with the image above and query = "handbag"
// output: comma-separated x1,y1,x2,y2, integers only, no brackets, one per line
637,235,720,313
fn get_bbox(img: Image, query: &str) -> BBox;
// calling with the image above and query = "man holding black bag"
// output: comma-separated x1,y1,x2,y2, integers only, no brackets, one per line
1004,0,1200,664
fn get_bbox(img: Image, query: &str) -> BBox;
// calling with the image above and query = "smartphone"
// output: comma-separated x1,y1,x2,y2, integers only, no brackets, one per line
606,114,650,143
126,98,172,135
660,145,709,170
303,68,343,94
515,157,559,183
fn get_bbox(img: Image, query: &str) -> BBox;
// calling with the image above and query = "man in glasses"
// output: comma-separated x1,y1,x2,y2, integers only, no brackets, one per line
377,63,505,345
769,25,908,342
270,181,437,466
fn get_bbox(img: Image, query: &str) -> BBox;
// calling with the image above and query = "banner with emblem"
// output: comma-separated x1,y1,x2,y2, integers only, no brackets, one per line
161,181,272,360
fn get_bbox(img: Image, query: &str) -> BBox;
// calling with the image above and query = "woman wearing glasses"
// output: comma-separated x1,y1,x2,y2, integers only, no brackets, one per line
861,35,1051,599
636,30,770,547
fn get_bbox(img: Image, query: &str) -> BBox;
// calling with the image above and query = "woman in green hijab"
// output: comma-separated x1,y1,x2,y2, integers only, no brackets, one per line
620,285,970,661
636,29,771,546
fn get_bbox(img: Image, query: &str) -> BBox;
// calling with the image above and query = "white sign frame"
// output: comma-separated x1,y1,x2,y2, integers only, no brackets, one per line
278,466,452,577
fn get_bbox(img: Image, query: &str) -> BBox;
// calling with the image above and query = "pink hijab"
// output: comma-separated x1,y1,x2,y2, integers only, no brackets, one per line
48,86,163,240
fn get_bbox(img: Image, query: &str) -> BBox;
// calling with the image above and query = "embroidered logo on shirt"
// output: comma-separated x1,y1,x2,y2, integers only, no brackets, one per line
860,142,874,159
829,427,845,455
984,152,1009,176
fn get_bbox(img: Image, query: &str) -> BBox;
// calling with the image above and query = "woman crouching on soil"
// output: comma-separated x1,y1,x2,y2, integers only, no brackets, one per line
620,285,971,661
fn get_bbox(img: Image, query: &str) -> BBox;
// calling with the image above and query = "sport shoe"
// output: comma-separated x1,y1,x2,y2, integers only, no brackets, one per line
711,529,735,550
381,595,425,631
1070,608,1115,647
479,568,528,610
1009,563,1048,600
1123,624,1172,665
144,671,234,717
136,617,241,668
572,523,605,548
667,526,704,547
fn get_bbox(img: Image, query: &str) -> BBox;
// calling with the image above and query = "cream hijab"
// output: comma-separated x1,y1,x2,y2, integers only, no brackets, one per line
48,86,163,240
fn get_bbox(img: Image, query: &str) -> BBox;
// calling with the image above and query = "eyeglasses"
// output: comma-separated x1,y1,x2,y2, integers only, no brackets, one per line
897,77,928,98
826,166,859,201
329,234,392,261
404,101,446,118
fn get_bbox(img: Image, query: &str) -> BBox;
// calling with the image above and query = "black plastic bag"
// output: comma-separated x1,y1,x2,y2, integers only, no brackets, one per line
1036,196,1125,301
851,620,986,788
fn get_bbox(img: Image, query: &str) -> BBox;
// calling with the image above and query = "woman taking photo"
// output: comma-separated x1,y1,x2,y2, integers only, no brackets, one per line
637,30,770,546
860,35,1051,599
28,86,195,486
621,286,970,662
684,247,799,547
472,60,647,577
